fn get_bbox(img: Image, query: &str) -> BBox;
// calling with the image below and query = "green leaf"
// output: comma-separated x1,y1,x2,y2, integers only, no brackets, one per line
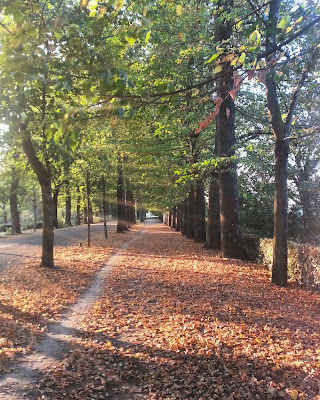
205,53,219,64
88,0,98,9
249,30,260,45
239,52,246,64
69,139,78,151
145,30,151,44
279,15,291,30
54,31,63,40
20,112,27,124
125,36,136,46
13,10,24,22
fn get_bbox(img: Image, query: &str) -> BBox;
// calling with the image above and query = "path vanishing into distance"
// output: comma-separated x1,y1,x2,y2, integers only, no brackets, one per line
0,221,319,400
0,221,117,272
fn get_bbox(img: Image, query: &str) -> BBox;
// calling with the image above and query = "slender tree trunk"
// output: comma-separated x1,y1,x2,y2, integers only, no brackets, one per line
53,186,59,229
168,209,172,227
272,138,289,285
117,158,126,233
102,176,108,239
33,197,37,232
21,128,54,268
10,170,21,234
172,207,177,229
176,204,182,232
3,207,7,224
83,207,88,224
89,204,93,224
187,187,195,239
215,0,246,259
204,172,221,249
65,180,71,226
86,170,91,247
182,200,188,235
194,180,206,242
76,186,81,226
265,0,307,286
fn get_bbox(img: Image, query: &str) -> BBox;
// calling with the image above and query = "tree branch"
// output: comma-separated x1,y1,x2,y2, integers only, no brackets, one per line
285,70,308,133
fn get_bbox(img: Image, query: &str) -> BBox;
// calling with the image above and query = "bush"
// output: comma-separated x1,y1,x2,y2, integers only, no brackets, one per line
243,235,320,288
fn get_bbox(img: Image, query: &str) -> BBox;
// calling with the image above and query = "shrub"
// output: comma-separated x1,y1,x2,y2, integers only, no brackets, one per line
243,235,320,288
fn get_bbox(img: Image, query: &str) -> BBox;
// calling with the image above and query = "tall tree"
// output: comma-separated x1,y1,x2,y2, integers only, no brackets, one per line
215,0,246,259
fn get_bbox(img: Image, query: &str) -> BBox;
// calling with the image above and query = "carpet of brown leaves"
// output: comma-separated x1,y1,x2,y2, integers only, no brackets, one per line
37,223,320,400
0,229,132,375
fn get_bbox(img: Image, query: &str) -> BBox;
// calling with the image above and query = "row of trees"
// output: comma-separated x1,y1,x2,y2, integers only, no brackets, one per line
0,0,319,286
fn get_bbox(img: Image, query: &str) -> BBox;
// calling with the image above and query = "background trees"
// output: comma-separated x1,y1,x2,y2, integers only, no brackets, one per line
0,0,319,285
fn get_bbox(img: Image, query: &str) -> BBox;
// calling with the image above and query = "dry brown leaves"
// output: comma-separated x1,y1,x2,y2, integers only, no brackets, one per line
36,223,320,400
0,229,132,375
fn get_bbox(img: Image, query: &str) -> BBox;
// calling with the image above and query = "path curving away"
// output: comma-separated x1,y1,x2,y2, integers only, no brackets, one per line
0,226,146,400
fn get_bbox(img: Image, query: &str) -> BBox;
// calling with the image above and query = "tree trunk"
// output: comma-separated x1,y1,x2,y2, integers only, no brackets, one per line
102,176,108,239
204,172,221,249
33,196,37,232
65,181,71,226
76,186,81,226
117,158,126,233
89,203,93,224
53,186,59,229
176,204,182,232
168,208,172,227
194,180,206,242
187,188,195,239
264,0,307,286
86,171,91,247
10,170,21,234
21,128,54,268
215,0,246,259
272,138,289,285
83,207,88,224
182,200,188,235
172,207,177,229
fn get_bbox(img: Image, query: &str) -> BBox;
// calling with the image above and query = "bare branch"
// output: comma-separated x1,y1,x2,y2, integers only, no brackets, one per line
0,21,11,34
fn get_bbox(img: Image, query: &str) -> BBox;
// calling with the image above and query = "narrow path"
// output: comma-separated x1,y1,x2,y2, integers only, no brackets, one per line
0,225,145,400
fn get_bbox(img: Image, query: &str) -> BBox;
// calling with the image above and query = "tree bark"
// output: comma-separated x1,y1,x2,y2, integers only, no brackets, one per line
65,180,71,226
86,171,91,247
215,0,246,259
117,158,126,233
194,180,206,242
10,170,21,234
187,187,195,239
265,0,307,286
53,186,59,229
181,200,188,235
102,175,108,239
172,207,177,229
21,128,54,268
83,207,88,224
76,186,81,226
204,172,221,249
176,204,182,232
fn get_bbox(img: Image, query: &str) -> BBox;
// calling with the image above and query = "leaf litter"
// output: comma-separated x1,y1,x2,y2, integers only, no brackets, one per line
1,223,320,399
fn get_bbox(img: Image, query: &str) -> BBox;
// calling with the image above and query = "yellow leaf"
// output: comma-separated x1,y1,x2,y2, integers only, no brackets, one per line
286,389,299,400
176,5,182,15
215,65,223,73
